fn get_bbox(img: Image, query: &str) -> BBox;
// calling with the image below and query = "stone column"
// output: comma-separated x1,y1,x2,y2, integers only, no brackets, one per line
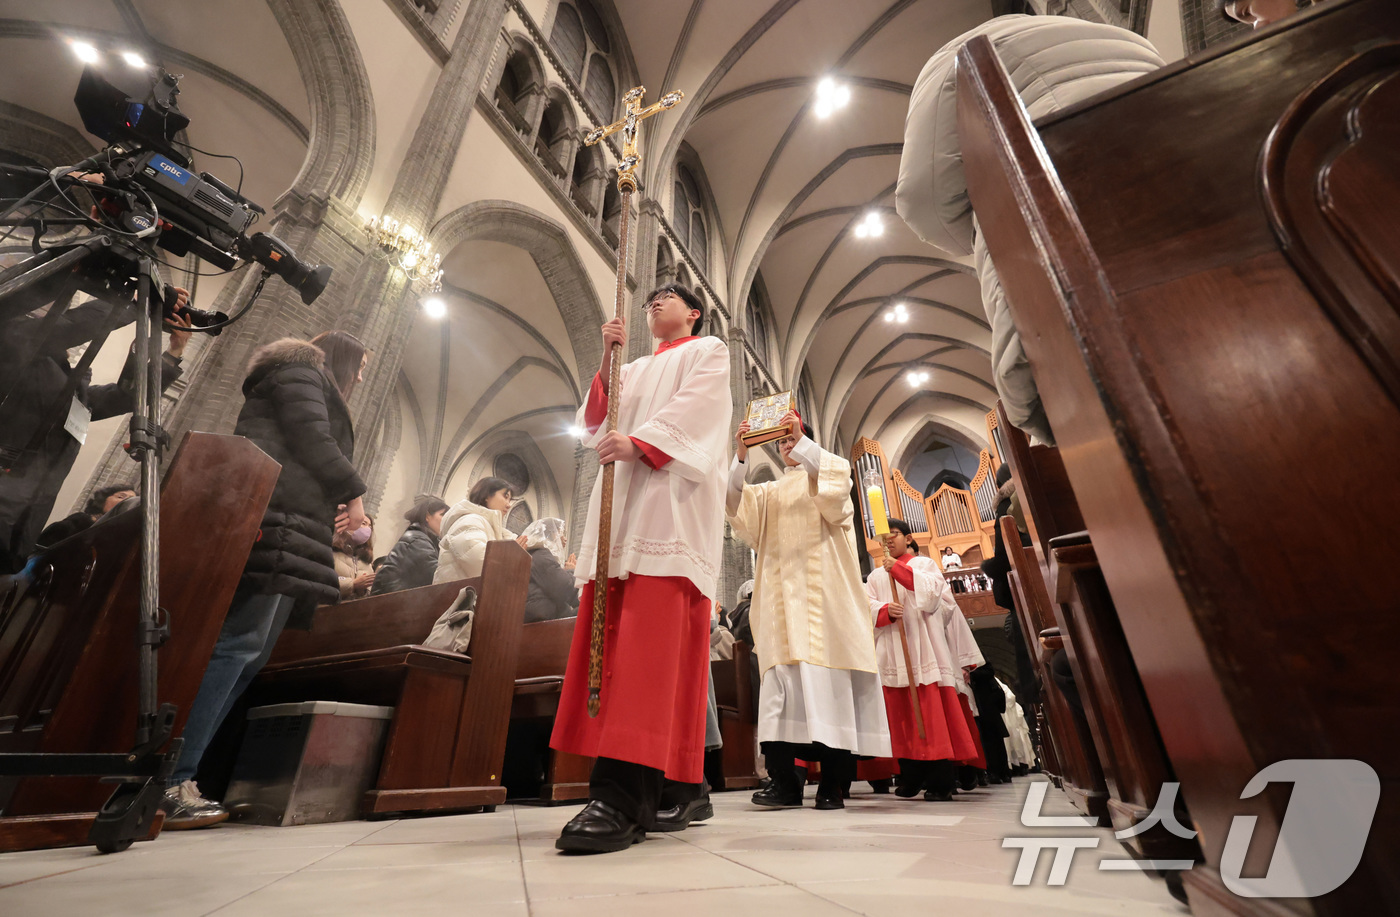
625,198,662,362
717,323,755,608
342,0,512,510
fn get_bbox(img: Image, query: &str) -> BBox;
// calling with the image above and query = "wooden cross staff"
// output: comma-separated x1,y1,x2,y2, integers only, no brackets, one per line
581,85,683,717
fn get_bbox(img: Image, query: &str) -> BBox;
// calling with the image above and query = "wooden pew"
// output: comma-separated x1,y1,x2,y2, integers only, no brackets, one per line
1001,515,1108,821
1048,531,1200,880
958,3,1398,910
711,643,760,790
512,615,590,802
252,540,529,817
0,433,278,848
998,404,1198,875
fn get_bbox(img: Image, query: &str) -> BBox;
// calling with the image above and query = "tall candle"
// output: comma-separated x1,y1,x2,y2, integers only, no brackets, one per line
867,485,889,536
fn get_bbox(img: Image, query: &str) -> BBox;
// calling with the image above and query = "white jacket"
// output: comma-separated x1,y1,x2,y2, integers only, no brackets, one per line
896,15,1163,445
434,500,512,584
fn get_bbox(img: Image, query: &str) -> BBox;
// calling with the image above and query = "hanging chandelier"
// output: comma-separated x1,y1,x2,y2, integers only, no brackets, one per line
363,214,443,292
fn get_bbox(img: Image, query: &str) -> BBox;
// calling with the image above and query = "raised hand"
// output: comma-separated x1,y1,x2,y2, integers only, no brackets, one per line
735,420,751,461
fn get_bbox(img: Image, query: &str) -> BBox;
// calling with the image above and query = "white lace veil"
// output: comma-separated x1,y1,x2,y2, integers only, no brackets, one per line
521,517,567,562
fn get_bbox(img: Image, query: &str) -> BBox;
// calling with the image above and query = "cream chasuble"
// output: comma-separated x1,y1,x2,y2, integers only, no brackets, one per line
727,441,879,678
574,335,732,600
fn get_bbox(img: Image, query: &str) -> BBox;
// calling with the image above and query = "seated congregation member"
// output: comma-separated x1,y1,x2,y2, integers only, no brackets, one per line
521,517,579,622
865,519,981,802
1220,0,1308,27
728,411,891,811
162,331,369,829
333,514,376,599
896,15,1163,446
33,481,136,551
435,476,514,584
371,494,448,594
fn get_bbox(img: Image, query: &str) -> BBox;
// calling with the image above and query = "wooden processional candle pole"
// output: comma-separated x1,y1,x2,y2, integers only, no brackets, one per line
580,86,684,717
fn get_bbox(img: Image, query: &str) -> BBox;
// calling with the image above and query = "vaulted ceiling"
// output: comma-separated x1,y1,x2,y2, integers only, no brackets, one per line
620,0,998,455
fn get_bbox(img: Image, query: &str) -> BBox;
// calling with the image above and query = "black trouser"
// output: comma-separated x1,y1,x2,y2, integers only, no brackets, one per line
896,758,956,794
976,714,1012,779
761,741,855,795
588,757,703,832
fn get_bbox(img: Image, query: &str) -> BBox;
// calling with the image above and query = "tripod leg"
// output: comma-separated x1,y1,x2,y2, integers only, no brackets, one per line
130,258,164,745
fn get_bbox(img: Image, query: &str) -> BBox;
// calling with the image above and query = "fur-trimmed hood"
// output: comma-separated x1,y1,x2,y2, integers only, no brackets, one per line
246,338,325,384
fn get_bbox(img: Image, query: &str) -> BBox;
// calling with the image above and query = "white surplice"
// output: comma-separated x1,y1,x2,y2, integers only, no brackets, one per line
864,553,978,690
574,336,732,600
728,437,891,756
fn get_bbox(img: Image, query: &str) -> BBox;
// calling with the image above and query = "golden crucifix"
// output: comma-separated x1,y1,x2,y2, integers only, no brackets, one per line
584,85,684,193
580,85,683,717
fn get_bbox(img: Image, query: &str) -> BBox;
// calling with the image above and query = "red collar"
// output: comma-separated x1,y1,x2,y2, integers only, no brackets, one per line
654,335,698,355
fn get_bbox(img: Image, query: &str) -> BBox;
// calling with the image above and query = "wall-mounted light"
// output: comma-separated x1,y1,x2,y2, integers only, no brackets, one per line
121,51,147,69
363,213,443,292
814,77,851,118
568,425,586,438
421,297,447,319
853,211,883,239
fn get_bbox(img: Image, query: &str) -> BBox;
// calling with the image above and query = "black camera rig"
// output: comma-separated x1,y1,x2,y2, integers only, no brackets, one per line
0,63,337,853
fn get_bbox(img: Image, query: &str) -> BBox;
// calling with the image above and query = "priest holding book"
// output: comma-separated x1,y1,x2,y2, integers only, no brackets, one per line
727,410,891,810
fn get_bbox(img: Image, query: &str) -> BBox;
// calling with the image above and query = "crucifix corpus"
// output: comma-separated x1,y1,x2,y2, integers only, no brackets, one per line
581,85,684,717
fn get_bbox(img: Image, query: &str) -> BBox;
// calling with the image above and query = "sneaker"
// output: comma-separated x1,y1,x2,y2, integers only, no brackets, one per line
159,780,229,830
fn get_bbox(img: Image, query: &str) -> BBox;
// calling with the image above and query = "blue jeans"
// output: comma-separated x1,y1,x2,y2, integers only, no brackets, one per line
171,585,295,786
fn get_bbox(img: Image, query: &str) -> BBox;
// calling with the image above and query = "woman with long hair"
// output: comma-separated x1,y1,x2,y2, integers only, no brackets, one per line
161,330,369,829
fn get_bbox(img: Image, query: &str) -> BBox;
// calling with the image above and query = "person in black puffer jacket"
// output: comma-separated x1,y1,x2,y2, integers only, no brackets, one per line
162,332,369,829
372,495,449,595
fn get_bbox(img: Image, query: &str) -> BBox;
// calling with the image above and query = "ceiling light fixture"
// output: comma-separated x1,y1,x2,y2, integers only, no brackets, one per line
813,77,851,119
71,41,100,64
422,297,447,319
121,51,147,68
907,368,931,386
853,211,884,239
885,301,908,323
363,214,443,292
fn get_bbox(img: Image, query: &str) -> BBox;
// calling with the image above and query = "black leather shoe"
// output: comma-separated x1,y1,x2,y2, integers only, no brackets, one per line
814,787,845,810
924,788,954,802
555,800,645,853
751,783,803,808
894,782,921,798
653,795,714,832
869,779,892,794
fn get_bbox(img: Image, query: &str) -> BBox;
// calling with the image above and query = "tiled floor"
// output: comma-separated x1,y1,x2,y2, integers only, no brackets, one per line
0,776,1188,916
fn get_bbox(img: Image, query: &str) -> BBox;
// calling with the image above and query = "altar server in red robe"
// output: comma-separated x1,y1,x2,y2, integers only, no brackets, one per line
551,283,731,853
865,519,983,800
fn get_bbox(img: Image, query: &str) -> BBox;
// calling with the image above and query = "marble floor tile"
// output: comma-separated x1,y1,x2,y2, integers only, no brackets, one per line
211,862,528,916
523,845,781,900
528,883,864,916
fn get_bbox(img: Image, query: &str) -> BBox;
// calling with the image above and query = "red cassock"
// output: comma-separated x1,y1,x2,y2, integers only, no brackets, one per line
875,558,982,765
549,336,717,785
549,574,711,784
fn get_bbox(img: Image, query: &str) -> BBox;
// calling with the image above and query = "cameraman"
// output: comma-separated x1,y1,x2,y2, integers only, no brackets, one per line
0,291,192,574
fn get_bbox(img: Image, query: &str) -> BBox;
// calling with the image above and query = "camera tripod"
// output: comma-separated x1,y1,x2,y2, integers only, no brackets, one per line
0,230,183,853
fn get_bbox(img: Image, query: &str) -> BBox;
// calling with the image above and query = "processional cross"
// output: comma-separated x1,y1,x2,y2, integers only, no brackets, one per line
582,85,684,717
